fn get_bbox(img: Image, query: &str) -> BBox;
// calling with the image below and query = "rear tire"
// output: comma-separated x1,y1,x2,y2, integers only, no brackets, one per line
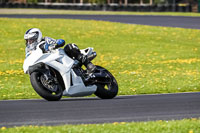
94,66,118,99
30,72,63,101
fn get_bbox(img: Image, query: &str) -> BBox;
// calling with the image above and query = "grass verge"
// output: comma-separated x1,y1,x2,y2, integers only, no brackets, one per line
0,18,200,100
1,119,200,133
0,8,200,16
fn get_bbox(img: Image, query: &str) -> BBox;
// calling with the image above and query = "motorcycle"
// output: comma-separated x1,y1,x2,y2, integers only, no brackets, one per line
23,42,118,101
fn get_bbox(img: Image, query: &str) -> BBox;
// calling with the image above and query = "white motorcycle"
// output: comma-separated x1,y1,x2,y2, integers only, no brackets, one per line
23,43,118,101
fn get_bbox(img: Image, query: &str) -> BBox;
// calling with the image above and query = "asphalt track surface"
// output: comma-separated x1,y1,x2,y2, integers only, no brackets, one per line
0,14,200,127
0,93,200,127
0,14,200,29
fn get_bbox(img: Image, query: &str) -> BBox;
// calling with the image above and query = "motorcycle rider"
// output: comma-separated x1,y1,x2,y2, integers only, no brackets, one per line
24,28,96,74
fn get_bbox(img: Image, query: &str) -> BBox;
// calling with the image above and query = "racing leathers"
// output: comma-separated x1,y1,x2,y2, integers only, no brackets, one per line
64,43,96,74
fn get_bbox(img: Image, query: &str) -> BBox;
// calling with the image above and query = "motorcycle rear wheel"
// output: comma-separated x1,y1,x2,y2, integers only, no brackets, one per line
94,66,118,99
30,72,63,101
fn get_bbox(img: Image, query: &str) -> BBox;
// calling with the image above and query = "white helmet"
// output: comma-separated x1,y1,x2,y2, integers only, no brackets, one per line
24,28,42,48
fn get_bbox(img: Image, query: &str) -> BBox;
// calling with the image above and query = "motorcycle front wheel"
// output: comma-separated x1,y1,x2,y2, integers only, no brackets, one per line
30,71,63,101
94,66,118,99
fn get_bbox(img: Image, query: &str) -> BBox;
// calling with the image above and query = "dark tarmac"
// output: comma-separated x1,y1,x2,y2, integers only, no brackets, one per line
0,93,200,127
0,14,200,29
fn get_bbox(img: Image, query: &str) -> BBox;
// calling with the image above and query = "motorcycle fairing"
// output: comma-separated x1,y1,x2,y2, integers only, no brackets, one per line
62,70,97,97
23,44,97,97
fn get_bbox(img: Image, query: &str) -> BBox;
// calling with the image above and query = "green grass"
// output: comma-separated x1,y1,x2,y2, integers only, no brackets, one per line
1,8,200,16
1,119,200,133
0,18,200,100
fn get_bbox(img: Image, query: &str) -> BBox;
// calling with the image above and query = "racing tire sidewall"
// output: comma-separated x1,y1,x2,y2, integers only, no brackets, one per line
30,72,63,101
94,66,118,99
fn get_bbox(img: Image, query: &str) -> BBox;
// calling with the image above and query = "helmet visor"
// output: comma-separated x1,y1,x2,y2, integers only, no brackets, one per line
24,31,39,46
25,39,37,46
25,38,38,56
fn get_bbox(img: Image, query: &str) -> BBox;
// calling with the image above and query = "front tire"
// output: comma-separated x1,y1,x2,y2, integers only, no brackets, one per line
30,72,63,101
94,66,118,99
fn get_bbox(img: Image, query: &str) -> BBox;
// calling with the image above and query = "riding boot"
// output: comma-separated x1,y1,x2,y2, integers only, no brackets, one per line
77,54,96,74
85,62,96,74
